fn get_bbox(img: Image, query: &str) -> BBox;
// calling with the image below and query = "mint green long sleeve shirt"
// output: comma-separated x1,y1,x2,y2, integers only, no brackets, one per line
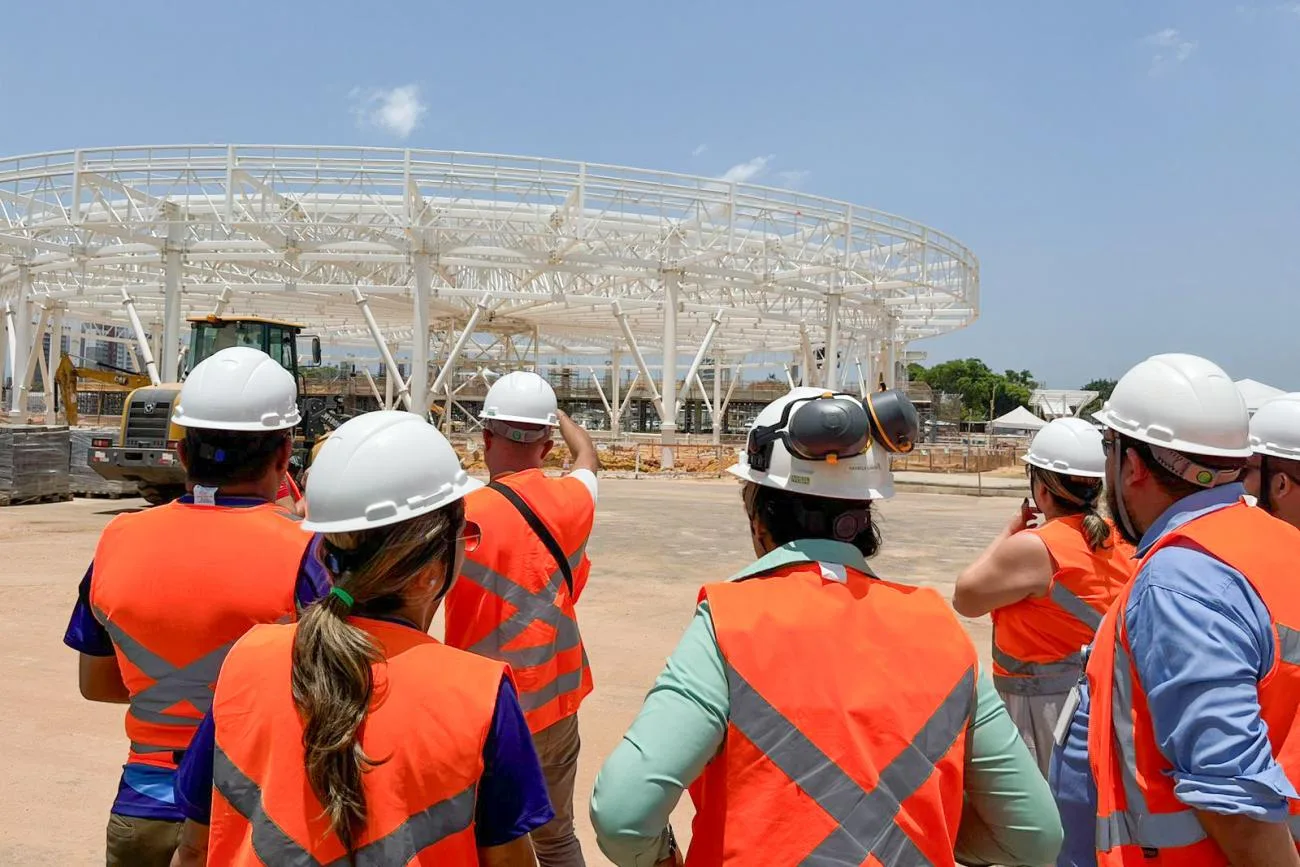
589,540,1063,867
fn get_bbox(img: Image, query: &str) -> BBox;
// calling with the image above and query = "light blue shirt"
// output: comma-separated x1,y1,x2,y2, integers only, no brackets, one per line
1050,483,1297,866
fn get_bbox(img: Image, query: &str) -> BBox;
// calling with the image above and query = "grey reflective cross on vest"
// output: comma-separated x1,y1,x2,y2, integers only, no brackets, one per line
458,548,586,713
94,606,235,753
726,662,977,866
992,582,1101,697
213,745,476,866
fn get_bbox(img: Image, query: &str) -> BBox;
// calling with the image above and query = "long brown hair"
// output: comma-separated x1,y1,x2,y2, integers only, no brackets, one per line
1029,465,1111,551
290,499,464,856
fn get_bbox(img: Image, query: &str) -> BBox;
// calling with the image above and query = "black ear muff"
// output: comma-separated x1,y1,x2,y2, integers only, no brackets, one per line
864,389,920,454
786,396,871,461
831,509,870,541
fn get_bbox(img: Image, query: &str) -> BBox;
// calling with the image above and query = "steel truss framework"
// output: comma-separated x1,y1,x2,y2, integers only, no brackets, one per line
0,145,979,464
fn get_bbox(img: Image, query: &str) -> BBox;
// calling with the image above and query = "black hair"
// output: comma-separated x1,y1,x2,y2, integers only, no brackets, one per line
182,428,292,487
742,482,882,558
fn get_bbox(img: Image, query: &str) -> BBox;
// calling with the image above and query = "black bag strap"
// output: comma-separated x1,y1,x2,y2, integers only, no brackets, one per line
487,480,575,597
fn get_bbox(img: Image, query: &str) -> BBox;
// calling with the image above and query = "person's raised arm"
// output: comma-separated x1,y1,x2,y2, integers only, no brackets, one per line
952,505,1053,618
557,410,600,474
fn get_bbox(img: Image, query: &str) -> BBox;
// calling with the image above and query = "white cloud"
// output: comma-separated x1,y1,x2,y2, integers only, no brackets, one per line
720,155,774,183
1143,28,1198,75
691,143,708,157
349,84,427,139
777,169,811,188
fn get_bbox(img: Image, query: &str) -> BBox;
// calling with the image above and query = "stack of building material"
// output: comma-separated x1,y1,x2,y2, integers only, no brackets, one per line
69,428,138,497
0,425,72,505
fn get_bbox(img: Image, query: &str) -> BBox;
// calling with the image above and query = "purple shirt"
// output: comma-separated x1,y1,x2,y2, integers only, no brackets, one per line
62,494,330,821
175,657,553,847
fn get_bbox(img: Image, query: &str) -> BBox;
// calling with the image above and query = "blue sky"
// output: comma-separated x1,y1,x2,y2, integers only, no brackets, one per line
2,1,1296,389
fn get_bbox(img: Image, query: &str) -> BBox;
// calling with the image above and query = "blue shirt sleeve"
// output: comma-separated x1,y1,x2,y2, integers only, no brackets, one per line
295,535,331,612
475,676,555,847
1127,545,1298,820
62,562,115,656
175,708,216,824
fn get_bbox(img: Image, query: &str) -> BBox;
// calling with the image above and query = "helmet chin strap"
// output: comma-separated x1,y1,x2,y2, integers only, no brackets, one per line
1113,446,1142,544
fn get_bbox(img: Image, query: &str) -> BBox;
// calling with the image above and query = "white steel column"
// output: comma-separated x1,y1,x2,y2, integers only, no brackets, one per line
161,214,185,382
427,293,490,408
825,294,841,391
0,305,9,408
410,252,432,418
122,290,162,385
712,353,723,445
8,265,32,417
885,340,898,389
677,309,723,414
798,326,813,386
352,287,412,410
20,306,51,414
47,305,65,422
612,302,665,419
610,347,622,438
660,268,680,469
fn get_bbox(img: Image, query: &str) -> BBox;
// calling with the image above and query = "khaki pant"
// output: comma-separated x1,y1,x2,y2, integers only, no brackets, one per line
106,813,182,867
530,714,586,867
1001,690,1069,778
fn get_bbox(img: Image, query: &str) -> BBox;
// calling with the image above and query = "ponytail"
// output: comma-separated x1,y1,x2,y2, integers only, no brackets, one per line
290,498,464,857
1030,466,1111,552
290,595,381,856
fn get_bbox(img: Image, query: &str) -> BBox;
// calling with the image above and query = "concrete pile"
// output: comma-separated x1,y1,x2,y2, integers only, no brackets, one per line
0,424,71,505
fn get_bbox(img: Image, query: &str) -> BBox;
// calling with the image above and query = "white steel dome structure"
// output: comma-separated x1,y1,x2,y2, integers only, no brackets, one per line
0,145,978,466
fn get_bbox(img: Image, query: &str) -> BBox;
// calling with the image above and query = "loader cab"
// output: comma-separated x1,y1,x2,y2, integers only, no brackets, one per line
185,315,321,378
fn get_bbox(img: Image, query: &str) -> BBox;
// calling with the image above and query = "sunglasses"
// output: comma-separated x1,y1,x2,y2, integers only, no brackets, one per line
459,520,482,554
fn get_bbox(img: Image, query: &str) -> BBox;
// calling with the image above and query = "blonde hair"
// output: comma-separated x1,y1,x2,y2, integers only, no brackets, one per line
290,500,464,856
1030,466,1111,551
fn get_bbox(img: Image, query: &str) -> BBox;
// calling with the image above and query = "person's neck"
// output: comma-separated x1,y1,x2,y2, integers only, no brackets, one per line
487,458,540,480
185,475,279,501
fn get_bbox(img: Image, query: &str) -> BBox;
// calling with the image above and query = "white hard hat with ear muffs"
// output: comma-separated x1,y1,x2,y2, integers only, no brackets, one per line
729,386,920,501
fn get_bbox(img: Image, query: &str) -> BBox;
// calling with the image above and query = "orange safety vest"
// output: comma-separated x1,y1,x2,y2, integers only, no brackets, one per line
991,515,1135,696
687,561,978,867
1088,501,1300,865
208,618,506,866
89,500,310,770
444,468,594,733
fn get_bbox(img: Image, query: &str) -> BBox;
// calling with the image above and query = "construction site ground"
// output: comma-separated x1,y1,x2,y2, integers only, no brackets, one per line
1,478,1011,864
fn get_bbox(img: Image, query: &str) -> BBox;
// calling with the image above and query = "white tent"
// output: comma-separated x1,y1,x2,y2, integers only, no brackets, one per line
1031,388,1100,420
1236,378,1285,414
990,405,1048,432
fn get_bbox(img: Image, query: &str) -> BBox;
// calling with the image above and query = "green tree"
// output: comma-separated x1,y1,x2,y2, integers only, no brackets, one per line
909,358,1035,420
1080,378,1117,414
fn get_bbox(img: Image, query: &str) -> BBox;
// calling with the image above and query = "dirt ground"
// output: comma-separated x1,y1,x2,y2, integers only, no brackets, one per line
0,478,1008,865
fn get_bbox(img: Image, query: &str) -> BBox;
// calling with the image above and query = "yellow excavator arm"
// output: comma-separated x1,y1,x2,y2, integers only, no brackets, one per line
56,354,153,427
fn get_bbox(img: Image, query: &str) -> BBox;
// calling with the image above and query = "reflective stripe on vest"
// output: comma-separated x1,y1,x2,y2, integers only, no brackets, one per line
457,545,586,713
1097,635,1207,852
214,744,476,867
993,581,1099,696
727,660,976,865
94,605,234,743
1098,616,1300,851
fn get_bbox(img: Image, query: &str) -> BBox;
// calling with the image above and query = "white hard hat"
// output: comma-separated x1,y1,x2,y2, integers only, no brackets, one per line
480,371,559,427
1250,393,1300,461
301,410,481,534
1022,417,1106,478
728,387,894,500
172,346,301,431
1092,353,1251,458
